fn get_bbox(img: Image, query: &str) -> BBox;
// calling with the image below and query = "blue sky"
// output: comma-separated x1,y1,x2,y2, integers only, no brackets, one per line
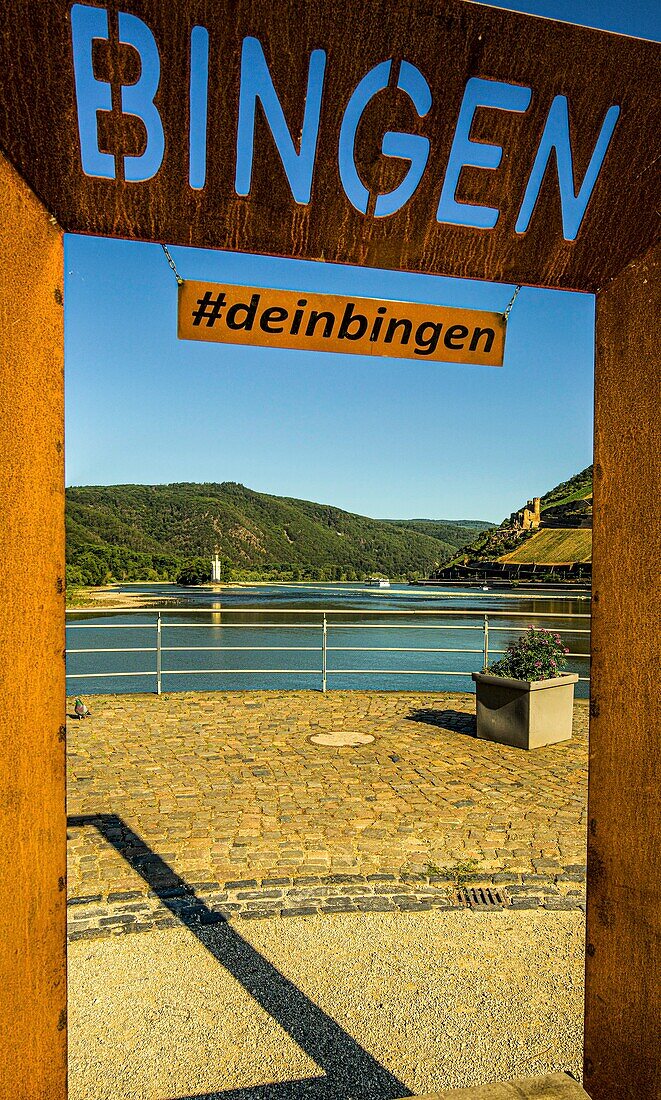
64,0,660,523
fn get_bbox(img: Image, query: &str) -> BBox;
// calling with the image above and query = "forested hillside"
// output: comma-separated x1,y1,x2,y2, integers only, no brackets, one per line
385,518,494,542
66,482,492,585
438,466,593,571
539,466,593,527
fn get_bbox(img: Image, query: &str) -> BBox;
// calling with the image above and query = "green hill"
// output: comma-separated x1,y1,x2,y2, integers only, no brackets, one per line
385,519,495,543
65,482,492,586
439,465,593,572
541,466,592,510
539,466,592,527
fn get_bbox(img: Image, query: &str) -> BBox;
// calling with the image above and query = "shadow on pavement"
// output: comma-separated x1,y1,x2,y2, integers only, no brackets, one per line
68,813,411,1100
406,708,476,737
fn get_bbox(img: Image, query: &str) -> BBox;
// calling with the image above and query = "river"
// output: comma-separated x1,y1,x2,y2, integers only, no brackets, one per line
66,582,590,697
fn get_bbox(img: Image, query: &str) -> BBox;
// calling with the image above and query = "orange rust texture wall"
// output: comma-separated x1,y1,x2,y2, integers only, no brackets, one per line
586,239,661,1099
0,154,67,1097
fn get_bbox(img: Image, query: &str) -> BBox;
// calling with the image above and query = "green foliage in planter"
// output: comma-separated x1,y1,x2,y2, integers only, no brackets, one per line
485,626,569,681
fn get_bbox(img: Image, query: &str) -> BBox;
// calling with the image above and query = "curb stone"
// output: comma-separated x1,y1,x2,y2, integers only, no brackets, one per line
67,865,586,941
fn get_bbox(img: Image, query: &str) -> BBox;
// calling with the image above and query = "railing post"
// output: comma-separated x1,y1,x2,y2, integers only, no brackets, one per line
321,613,327,693
483,614,489,669
156,612,162,695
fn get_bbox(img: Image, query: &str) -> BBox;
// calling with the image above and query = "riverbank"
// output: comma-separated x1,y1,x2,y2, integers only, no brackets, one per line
66,580,369,608
67,579,591,610
66,583,178,609
66,582,250,609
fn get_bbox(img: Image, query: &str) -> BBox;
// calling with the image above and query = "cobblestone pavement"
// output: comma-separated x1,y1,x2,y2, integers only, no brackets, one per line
67,691,588,937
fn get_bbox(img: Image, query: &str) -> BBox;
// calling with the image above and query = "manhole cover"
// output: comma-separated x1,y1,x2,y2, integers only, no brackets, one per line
309,731,375,747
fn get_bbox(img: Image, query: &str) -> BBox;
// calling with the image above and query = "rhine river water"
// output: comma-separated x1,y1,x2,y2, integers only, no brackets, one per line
66,582,590,697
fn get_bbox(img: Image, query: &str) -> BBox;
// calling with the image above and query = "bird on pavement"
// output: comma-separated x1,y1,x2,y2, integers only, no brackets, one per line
74,697,91,719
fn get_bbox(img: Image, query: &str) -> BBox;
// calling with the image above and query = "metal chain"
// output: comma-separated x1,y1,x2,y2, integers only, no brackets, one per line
161,243,184,286
503,284,522,321
163,240,519,318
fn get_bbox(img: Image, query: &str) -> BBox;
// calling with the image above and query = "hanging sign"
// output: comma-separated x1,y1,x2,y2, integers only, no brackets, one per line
178,281,505,366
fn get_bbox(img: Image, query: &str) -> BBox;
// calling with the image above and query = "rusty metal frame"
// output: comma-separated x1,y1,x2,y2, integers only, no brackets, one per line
0,2,659,1097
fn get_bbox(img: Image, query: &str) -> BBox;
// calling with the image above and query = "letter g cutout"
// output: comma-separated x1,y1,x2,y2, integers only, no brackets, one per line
339,60,431,217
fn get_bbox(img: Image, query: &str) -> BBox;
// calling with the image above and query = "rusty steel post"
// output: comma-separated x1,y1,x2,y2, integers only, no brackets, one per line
0,154,67,1098
586,239,661,1099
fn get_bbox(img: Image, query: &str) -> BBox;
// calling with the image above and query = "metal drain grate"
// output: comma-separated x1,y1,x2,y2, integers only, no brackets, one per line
453,886,509,910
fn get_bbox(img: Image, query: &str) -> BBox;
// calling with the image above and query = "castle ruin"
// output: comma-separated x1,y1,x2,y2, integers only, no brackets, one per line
510,496,541,531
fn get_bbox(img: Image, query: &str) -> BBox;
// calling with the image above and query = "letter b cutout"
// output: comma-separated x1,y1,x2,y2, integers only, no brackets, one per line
71,4,165,181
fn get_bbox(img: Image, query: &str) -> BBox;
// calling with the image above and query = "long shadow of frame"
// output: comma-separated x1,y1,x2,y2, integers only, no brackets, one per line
68,814,411,1100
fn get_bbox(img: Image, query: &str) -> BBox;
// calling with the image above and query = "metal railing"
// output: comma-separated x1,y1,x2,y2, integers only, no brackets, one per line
65,607,591,694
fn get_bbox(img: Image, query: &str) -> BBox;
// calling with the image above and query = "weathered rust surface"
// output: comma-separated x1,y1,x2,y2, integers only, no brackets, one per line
0,0,658,292
586,239,661,1100
0,155,67,1098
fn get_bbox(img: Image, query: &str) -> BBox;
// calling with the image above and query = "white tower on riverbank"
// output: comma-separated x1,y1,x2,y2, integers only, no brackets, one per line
211,553,222,582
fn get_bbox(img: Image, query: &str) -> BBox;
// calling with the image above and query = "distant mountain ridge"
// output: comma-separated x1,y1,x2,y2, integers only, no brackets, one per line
65,481,493,586
382,518,495,547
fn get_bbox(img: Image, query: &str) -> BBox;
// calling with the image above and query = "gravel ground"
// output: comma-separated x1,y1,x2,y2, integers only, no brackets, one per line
68,909,584,1099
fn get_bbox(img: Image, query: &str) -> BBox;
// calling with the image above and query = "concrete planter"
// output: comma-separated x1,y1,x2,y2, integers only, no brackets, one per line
471,671,578,750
